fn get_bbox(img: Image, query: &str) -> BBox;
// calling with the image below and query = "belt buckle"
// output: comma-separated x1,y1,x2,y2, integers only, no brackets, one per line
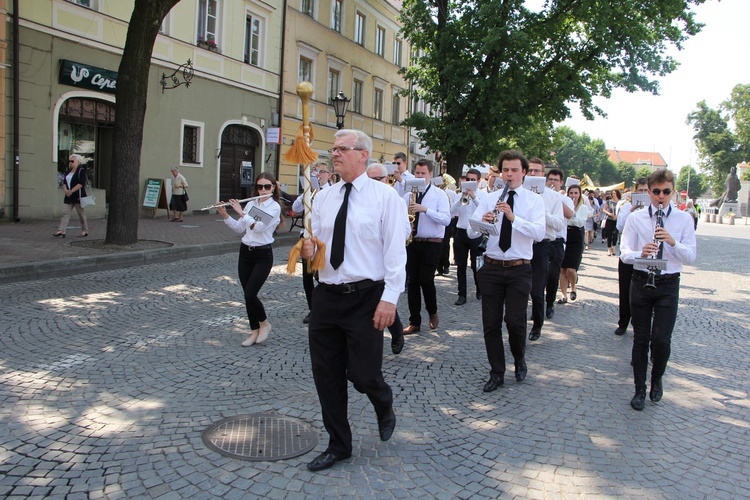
340,283,355,294
502,260,515,267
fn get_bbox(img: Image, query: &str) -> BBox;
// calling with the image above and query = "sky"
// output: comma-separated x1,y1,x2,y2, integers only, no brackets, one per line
559,0,750,172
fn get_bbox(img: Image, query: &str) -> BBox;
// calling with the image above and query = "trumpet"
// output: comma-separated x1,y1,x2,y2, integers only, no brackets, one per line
388,174,397,186
461,191,472,205
200,194,271,211
492,181,511,223
644,203,664,289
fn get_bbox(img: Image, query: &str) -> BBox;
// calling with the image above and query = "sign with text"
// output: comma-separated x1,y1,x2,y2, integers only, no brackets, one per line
143,179,164,208
59,59,118,94
266,127,281,144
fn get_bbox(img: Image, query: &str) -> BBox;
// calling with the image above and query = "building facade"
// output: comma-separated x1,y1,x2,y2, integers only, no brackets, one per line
279,0,411,193
5,0,283,220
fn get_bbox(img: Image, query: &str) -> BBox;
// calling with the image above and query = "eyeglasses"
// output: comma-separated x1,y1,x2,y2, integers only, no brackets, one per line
317,170,330,175
327,146,363,154
256,184,273,190
547,177,561,182
651,188,672,196
369,175,386,181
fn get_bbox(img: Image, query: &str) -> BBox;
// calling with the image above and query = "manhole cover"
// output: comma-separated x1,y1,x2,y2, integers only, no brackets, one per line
202,413,318,461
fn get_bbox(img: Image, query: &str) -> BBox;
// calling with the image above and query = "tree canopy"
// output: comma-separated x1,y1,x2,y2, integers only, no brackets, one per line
399,0,705,179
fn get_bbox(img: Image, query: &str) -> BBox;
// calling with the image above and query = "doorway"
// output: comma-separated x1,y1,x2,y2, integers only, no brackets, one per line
219,125,260,201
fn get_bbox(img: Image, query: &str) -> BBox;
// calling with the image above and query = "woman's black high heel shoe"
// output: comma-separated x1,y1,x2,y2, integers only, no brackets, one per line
53,231,66,238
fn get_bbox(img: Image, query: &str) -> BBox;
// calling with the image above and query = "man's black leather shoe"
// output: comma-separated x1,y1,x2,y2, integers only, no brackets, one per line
545,306,554,319
630,390,646,411
650,378,663,402
529,330,541,341
307,451,352,472
303,312,311,324
476,290,482,300
483,375,503,392
455,296,467,306
515,360,527,382
391,335,404,355
378,408,396,441
614,326,626,336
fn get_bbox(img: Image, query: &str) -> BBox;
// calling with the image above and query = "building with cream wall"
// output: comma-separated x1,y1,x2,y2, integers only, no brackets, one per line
5,0,283,221
279,0,411,194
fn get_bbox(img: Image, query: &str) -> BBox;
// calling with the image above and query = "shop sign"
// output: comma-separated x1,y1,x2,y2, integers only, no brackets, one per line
59,59,117,94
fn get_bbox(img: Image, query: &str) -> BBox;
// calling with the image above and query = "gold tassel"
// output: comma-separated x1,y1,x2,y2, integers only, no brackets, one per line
310,241,326,271
286,239,303,275
285,239,327,275
284,124,318,165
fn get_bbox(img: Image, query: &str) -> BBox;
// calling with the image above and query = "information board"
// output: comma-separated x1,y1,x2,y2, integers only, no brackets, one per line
143,178,163,208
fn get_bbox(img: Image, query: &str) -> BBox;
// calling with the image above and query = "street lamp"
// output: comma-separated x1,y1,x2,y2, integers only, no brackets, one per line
331,91,350,130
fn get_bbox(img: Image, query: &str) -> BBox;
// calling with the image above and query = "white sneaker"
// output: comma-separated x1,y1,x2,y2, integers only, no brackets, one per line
242,331,259,347
256,323,272,344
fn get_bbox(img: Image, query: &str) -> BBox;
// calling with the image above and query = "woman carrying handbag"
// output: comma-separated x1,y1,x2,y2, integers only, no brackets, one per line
54,154,89,238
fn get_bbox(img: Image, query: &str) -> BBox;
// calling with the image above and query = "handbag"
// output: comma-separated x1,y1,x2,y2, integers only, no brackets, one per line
183,188,189,202
79,181,95,208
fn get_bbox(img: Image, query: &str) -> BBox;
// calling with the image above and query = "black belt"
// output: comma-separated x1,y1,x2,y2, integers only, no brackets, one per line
320,279,384,294
633,271,680,282
411,237,443,243
554,237,565,242
243,243,272,251
534,238,551,244
483,256,531,267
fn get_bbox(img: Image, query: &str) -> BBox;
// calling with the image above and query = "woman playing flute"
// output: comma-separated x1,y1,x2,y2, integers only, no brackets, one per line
216,172,282,347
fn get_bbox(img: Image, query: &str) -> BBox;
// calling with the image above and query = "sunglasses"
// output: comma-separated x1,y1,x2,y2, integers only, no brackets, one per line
394,161,402,165
651,188,672,196
370,175,386,181
69,160,76,163
257,184,273,190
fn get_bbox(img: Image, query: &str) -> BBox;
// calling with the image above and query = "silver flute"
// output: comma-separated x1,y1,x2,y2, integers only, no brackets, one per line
200,194,271,211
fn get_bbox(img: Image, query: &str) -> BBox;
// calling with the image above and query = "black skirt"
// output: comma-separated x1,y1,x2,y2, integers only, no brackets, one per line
561,226,584,270
170,194,188,212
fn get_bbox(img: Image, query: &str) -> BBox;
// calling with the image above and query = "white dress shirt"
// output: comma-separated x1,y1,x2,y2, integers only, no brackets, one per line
224,197,281,246
568,202,589,228
393,170,414,197
451,189,486,230
467,186,545,260
292,182,330,236
312,172,407,305
616,201,633,233
539,188,566,241
402,184,451,238
556,195,575,239
620,202,697,275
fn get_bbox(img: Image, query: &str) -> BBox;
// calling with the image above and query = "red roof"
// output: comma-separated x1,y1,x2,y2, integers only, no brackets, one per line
607,149,667,168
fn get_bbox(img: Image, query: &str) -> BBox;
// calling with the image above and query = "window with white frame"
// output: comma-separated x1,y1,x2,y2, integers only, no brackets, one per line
394,39,403,66
67,0,97,8
245,14,262,66
355,12,365,46
353,79,363,114
392,93,400,125
301,0,314,17
198,0,220,46
299,57,313,83
373,88,383,121
181,120,204,165
159,13,171,35
328,69,341,104
331,0,342,32
375,26,385,57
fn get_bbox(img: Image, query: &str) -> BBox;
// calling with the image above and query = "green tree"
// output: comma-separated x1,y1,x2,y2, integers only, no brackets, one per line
686,100,742,195
106,0,182,245
675,165,707,199
723,83,750,161
399,0,704,180
551,126,611,182
496,119,554,164
635,166,653,180
616,162,637,188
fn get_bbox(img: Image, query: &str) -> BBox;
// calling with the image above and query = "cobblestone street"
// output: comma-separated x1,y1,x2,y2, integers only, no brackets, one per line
1,222,749,498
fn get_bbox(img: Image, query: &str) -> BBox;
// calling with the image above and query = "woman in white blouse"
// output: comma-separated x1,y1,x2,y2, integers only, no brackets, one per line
217,172,282,347
558,184,589,303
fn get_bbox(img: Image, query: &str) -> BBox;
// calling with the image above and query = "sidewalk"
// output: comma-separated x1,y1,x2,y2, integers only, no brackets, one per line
0,213,301,284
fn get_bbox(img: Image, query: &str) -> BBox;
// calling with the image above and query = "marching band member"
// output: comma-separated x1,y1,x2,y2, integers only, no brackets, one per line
467,150,544,392
390,151,413,197
402,159,451,334
620,169,696,411
544,168,573,320
450,168,485,305
217,172,281,347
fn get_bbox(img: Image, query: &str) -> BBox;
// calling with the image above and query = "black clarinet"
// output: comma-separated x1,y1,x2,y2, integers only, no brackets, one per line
644,203,664,289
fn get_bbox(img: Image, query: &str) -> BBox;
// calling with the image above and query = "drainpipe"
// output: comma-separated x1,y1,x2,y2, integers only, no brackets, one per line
12,0,20,221
275,0,287,178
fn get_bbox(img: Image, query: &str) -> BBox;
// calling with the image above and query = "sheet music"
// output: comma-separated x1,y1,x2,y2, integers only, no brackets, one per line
469,218,499,236
523,176,546,195
248,205,275,225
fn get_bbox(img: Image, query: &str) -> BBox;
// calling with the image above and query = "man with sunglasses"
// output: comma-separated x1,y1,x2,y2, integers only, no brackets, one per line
450,168,485,305
620,169,696,411
390,152,413,197
301,130,406,471
544,168,573,320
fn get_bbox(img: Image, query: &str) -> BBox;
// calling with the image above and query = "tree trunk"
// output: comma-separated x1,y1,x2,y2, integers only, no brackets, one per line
105,0,181,245
445,148,469,182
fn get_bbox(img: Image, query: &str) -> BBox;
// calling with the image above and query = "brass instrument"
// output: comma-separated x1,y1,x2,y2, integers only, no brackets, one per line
388,174,397,186
644,203,665,289
406,185,419,246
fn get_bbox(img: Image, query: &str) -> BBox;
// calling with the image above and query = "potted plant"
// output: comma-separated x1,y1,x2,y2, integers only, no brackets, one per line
725,211,736,225
197,37,219,52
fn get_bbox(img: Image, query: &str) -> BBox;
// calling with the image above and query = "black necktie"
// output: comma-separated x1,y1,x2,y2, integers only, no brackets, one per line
330,183,352,270
498,190,515,252
411,184,430,237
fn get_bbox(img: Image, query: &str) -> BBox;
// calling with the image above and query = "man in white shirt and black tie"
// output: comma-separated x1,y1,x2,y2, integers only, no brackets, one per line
450,168,485,305
301,130,407,471
467,150,545,392
620,169,696,411
401,159,451,334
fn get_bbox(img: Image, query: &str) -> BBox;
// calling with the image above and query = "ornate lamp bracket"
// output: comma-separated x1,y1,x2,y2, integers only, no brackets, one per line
161,59,194,93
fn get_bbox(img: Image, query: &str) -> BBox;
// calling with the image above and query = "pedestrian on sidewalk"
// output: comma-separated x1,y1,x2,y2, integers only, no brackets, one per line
216,172,281,347
169,167,189,222
54,154,89,238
